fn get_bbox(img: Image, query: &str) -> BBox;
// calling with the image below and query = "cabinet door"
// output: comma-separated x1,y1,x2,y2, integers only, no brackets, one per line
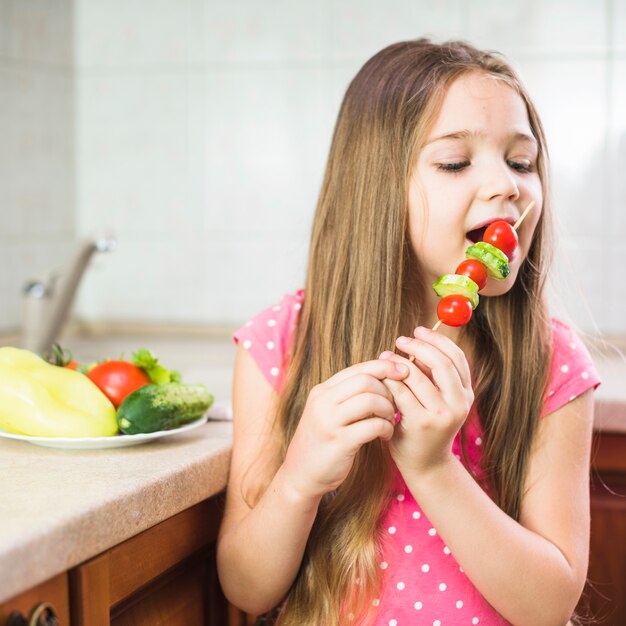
584,479,626,625
578,432,626,625
71,493,228,626
111,555,208,626
0,573,70,626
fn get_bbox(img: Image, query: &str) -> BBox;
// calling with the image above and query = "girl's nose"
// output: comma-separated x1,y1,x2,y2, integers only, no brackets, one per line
477,161,520,203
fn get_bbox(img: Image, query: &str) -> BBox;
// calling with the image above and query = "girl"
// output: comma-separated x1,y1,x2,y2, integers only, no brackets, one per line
217,39,601,626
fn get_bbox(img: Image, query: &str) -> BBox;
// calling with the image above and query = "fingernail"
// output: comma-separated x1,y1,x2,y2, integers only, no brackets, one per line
395,364,408,376
396,336,410,345
415,326,429,335
379,351,394,360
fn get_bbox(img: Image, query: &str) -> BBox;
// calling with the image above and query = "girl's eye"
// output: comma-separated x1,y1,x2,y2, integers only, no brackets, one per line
437,161,470,173
507,160,534,173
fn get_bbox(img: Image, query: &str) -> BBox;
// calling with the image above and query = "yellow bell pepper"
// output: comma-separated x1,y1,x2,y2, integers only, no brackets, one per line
0,347,118,437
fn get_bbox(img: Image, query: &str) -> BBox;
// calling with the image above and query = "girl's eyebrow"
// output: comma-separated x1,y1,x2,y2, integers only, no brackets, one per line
425,130,538,147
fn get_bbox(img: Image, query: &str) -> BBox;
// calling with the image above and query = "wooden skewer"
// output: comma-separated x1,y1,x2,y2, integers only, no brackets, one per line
514,200,535,230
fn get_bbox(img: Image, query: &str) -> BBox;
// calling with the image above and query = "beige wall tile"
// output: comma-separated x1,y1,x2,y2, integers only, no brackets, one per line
0,2,75,332
613,0,626,53
517,59,608,240
548,239,609,333
202,0,328,65
202,68,327,237
609,59,626,241
467,0,608,57
328,0,467,62
76,71,203,238
8,0,74,66
75,0,203,68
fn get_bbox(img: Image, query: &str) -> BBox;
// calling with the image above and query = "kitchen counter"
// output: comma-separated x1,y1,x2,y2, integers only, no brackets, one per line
0,419,232,604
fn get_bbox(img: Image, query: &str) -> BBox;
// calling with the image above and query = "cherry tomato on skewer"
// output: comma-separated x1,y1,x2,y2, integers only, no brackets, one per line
483,221,518,259
455,259,488,290
436,294,473,327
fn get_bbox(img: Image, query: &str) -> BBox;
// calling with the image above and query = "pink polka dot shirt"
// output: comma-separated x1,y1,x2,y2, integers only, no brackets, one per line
234,291,601,625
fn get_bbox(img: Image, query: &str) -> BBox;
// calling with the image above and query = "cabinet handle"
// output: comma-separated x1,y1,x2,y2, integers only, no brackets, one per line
28,604,58,626
6,612,28,626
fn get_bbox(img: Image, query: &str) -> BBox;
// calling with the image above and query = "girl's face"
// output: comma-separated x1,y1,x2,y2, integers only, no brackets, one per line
408,72,543,302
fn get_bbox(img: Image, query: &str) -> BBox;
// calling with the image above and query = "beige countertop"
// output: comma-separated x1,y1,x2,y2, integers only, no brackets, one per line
0,419,233,604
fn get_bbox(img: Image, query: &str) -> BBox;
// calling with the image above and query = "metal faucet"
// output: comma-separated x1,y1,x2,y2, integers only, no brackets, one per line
22,236,117,355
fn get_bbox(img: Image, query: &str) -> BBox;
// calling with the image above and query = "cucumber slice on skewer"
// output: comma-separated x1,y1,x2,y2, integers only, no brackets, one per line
433,274,480,309
465,242,510,280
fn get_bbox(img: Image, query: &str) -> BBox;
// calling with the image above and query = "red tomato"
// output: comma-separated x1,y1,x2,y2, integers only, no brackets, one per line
437,294,473,327
455,259,488,290
65,361,79,370
87,361,150,408
483,221,518,259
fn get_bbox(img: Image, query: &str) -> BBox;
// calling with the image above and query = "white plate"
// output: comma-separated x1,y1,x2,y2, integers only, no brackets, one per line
0,414,209,450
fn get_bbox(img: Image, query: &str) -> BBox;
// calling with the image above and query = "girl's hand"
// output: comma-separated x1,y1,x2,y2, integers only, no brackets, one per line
281,359,409,501
380,327,474,477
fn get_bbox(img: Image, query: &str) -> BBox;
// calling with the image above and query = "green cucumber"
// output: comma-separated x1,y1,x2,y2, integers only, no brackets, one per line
433,274,479,309
117,383,214,435
466,242,510,280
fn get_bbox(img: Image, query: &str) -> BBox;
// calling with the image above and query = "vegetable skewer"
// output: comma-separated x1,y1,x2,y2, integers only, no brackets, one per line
397,200,536,364
430,200,536,332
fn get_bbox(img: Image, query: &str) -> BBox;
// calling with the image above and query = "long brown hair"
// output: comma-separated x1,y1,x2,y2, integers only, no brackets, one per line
253,39,553,625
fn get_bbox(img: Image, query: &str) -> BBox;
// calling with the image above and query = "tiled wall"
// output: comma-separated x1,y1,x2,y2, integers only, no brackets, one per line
0,0,75,333
1,0,625,335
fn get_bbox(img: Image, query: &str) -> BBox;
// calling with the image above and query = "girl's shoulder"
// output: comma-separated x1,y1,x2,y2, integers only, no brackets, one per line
233,289,304,391
542,318,602,416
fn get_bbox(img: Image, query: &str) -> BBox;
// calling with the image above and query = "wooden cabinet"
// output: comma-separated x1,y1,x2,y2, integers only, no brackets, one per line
0,574,70,626
70,494,228,626
578,431,626,625
1,494,229,626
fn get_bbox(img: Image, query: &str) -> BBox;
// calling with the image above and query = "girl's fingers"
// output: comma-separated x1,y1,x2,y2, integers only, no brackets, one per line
328,372,397,406
339,392,397,426
344,415,395,448
380,352,440,409
381,376,424,418
413,327,472,389
326,359,409,388
393,336,467,406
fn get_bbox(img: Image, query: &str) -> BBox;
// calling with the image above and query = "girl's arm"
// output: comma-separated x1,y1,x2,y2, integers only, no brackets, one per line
217,345,406,615
383,331,594,626
216,346,321,615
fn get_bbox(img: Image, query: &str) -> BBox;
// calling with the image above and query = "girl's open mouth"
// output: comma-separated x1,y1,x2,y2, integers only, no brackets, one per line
465,226,488,244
